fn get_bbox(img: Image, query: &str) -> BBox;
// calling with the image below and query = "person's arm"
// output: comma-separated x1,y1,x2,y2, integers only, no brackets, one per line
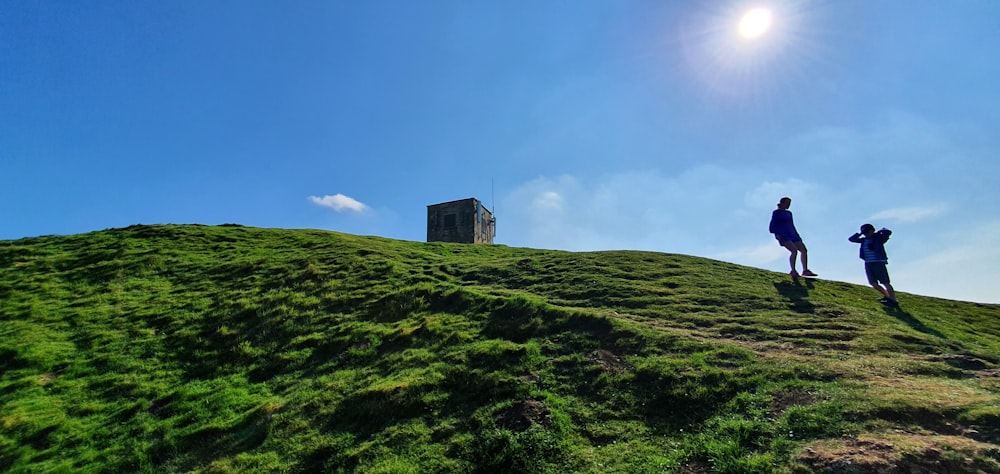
876,228,892,242
848,233,863,243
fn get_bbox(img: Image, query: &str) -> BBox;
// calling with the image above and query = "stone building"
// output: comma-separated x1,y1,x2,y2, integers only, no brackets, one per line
426,198,495,244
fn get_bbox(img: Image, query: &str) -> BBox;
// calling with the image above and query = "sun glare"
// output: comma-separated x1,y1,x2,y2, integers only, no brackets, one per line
739,8,772,39
677,0,822,101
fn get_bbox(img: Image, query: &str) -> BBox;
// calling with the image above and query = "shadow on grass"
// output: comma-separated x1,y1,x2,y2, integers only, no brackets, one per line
883,305,947,339
148,409,271,472
773,279,816,314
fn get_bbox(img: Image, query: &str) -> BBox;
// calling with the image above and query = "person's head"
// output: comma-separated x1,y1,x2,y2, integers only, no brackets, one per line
860,223,875,236
777,197,792,210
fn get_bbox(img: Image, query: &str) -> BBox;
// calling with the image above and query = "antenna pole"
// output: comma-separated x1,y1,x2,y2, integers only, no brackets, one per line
491,178,496,242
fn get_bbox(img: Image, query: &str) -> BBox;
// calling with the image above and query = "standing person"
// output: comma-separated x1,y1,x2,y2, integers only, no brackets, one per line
769,197,818,278
849,224,897,307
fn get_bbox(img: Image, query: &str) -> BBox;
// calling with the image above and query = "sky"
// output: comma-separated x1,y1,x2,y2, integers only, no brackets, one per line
3,1,999,304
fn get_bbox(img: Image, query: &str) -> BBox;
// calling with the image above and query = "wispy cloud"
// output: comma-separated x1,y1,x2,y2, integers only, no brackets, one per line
501,167,783,254
309,194,369,213
869,205,948,223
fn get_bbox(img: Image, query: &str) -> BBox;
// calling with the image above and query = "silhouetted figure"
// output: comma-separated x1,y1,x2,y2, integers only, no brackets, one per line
769,197,817,278
849,224,897,307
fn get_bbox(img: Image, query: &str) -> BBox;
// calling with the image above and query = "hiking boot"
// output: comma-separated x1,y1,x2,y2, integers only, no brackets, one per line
802,270,818,277
790,270,800,278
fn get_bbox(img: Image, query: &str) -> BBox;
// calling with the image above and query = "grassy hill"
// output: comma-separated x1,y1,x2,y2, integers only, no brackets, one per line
1,224,998,473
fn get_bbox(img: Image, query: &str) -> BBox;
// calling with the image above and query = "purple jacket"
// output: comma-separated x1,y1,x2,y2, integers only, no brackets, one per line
769,209,800,241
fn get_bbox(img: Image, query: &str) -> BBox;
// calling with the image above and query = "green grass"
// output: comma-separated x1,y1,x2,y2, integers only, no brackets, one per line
1,224,998,473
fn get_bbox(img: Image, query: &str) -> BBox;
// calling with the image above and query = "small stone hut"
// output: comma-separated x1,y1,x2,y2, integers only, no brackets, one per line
426,198,495,244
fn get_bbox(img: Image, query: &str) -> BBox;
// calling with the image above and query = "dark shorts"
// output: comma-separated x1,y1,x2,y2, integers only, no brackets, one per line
775,233,802,244
865,262,891,285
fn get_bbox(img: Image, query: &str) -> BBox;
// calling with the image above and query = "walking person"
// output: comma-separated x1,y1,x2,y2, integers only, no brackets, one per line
769,197,817,278
849,224,898,307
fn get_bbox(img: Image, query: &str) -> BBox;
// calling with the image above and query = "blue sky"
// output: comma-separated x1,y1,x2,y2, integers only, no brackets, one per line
3,1,999,304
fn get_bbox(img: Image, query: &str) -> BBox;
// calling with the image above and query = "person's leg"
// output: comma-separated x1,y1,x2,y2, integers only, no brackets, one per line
867,264,894,299
865,264,889,298
880,267,897,301
794,242,809,273
872,282,891,299
781,241,799,274
785,241,812,274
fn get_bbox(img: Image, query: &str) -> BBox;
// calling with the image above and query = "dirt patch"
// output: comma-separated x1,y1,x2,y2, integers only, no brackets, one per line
591,349,629,374
795,434,1000,473
496,399,551,432
519,370,541,385
38,373,57,385
349,341,371,351
769,390,817,417
796,439,896,472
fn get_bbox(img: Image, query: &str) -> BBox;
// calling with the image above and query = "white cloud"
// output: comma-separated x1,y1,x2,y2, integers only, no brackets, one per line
533,191,565,212
869,205,948,223
308,194,369,213
501,166,775,254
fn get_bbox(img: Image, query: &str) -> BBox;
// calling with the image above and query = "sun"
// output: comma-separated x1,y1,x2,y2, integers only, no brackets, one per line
738,7,772,39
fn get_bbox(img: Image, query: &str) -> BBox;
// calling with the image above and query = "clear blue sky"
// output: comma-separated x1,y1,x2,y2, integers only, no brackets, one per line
3,1,999,304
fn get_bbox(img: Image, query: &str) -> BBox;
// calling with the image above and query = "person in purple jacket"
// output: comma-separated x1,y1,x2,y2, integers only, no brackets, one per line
769,197,817,278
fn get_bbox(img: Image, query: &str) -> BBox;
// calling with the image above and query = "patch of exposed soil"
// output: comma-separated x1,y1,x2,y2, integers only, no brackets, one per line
769,390,818,417
795,435,1000,473
350,341,371,351
496,399,551,432
796,439,896,472
592,349,629,374
519,370,541,385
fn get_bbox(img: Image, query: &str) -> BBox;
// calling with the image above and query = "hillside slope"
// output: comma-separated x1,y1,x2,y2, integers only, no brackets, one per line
1,224,998,473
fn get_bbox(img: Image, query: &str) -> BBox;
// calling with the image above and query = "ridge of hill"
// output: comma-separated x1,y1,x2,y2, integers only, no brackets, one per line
1,224,998,473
